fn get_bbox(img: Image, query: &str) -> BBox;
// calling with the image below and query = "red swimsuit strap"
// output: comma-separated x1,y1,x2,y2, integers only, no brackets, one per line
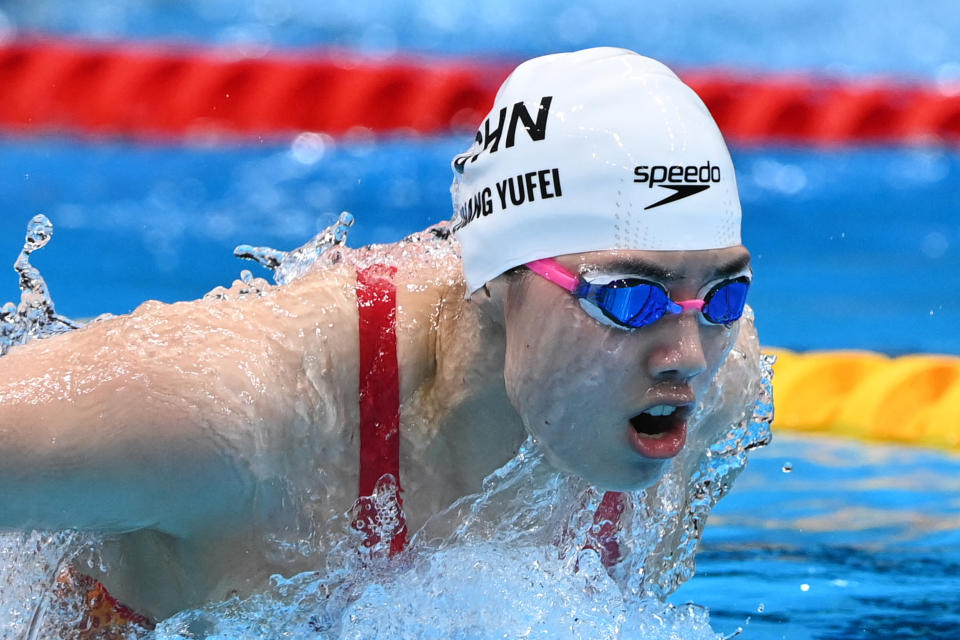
587,491,627,568
354,264,408,555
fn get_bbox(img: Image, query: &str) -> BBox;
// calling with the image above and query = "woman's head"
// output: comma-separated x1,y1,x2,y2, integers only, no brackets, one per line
451,48,749,490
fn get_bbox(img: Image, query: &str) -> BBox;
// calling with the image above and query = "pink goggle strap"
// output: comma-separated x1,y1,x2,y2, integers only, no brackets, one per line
526,257,707,313
526,258,579,292
676,299,705,312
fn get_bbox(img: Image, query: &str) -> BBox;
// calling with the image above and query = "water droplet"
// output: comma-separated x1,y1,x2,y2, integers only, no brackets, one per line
24,214,53,252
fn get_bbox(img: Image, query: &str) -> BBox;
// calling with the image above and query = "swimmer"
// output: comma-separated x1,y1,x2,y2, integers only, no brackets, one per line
0,47,759,622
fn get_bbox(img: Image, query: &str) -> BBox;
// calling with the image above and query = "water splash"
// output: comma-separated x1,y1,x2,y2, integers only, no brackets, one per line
633,351,775,600
0,532,80,639
202,268,273,301
0,214,83,356
232,211,458,288
0,531,110,640
351,474,408,557
235,211,355,285
0,216,107,639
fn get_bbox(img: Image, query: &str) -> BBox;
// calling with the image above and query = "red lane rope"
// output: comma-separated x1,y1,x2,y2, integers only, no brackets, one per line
0,38,506,140
2,37,960,146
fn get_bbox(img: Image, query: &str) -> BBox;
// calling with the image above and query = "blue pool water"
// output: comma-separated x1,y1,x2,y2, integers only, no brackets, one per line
673,435,960,639
0,1,958,638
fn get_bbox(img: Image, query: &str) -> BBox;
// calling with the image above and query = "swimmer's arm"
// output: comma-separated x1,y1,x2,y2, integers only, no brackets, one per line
0,276,358,537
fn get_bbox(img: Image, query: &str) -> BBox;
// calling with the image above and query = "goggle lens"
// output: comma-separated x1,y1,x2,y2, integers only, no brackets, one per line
702,278,750,324
580,279,671,328
580,277,749,329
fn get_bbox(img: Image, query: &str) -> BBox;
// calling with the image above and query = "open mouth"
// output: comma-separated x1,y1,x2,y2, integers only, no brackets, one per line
627,404,690,459
629,404,680,435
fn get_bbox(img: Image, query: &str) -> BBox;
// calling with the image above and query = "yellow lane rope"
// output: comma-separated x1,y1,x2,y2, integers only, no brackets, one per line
766,348,960,451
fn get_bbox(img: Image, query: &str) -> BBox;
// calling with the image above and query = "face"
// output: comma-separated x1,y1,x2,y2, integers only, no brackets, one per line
501,246,751,491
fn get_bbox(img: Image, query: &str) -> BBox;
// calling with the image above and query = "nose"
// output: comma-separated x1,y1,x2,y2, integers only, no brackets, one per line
646,311,708,381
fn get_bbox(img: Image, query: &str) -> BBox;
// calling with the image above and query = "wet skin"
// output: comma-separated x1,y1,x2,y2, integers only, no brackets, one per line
498,246,751,490
0,239,756,618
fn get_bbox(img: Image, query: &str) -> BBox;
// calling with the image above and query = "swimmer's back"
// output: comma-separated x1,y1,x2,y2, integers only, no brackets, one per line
0,252,475,616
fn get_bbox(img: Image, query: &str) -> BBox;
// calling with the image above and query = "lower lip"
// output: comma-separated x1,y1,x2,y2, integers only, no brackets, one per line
627,417,687,459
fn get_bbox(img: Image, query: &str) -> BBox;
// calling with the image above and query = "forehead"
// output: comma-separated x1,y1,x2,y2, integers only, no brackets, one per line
555,246,751,282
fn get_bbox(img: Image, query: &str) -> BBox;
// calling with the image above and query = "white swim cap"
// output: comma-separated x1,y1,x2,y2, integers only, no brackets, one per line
450,47,742,293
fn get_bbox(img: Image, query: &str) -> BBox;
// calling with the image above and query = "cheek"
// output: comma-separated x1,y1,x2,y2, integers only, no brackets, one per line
503,316,576,426
503,313,634,441
701,321,741,380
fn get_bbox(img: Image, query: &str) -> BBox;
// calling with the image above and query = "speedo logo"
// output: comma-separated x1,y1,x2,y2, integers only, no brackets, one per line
633,161,721,210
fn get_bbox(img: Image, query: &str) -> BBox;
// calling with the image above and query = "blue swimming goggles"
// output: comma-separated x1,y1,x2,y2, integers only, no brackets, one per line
526,258,750,329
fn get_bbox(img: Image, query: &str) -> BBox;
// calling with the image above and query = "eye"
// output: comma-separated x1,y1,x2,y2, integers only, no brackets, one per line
700,276,751,326
577,278,670,331
577,298,637,331
696,269,752,300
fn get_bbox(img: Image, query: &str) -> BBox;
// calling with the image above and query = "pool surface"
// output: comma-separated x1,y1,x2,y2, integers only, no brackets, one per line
675,434,960,639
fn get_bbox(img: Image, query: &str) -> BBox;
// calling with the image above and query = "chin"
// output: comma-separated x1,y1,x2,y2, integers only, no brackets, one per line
585,469,665,492
549,453,668,492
